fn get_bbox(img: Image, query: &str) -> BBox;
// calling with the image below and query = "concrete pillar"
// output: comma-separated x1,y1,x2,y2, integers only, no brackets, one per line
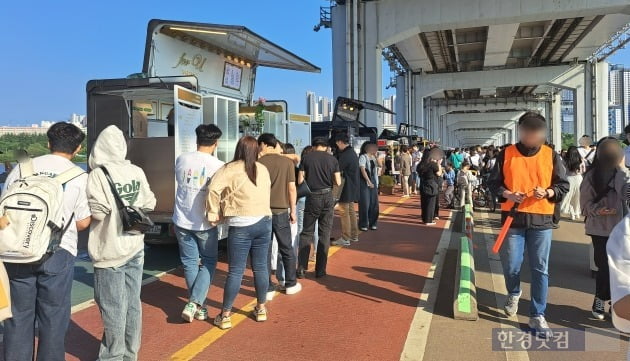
331,4,348,102
575,85,586,140
361,1,382,131
552,92,562,147
596,61,610,138
583,64,594,138
395,74,407,128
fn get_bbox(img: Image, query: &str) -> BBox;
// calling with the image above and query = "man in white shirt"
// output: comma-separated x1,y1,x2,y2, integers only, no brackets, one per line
577,135,595,167
173,124,225,322
2,123,91,361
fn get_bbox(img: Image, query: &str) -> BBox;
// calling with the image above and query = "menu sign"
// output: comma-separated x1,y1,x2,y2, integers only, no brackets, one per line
222,62,242,90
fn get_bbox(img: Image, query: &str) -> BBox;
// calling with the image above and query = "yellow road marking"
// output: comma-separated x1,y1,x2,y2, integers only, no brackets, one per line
170,197,409,361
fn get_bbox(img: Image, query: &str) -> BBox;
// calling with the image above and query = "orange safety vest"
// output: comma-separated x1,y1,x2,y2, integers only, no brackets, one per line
501,144,555,215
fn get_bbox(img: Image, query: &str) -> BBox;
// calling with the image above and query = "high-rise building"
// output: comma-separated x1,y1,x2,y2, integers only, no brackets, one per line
318,97,331,122
306,91,320,122
624,70,630,128
382,95,397,127
609,65,624,106
609,106,623,135
560,89,575,135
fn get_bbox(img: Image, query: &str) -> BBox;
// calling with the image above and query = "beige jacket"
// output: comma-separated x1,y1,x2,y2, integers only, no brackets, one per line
207,161,271,222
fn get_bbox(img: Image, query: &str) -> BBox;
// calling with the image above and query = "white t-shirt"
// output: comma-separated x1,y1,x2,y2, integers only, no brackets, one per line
173,151,224,231
578,147,595,165
470,154,481,168
2,154,90,257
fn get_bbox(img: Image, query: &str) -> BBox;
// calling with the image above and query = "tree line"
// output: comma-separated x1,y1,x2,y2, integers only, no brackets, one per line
0,133,87,163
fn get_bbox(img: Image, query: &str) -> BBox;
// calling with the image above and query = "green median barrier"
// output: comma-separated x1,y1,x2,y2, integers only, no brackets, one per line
453,236,478,320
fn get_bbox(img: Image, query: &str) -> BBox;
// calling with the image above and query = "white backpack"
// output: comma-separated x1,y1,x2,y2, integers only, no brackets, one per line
0,160,84,263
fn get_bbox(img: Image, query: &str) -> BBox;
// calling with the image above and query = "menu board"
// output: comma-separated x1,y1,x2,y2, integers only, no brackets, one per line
222,62,243,90
174,85,203,159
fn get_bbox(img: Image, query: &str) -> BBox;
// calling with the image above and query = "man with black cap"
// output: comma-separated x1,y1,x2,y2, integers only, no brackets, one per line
488,111,569,339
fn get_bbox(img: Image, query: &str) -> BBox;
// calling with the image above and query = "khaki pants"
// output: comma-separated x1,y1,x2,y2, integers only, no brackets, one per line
401,175,410,196
338,202,359,241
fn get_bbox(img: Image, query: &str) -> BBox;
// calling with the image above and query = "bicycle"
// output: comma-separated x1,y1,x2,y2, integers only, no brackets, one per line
471,175,497,212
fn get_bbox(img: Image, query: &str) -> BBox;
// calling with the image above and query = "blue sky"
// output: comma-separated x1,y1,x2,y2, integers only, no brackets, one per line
0,1,628,126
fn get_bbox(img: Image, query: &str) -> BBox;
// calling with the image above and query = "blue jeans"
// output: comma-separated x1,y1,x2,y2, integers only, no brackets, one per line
358,181,379,229
4,249,75,361
223,217,272,311
175,226,219,306
94,250,144,361
500,228,552,317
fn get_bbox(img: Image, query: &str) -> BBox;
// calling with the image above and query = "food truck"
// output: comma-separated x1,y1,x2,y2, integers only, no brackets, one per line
86,19,319,242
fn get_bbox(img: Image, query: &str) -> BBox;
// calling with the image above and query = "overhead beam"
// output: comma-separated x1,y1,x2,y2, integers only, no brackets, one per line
377,0,630,47
417,65,571,98
446,111,524,126
484,23,520,67
447,120,515,129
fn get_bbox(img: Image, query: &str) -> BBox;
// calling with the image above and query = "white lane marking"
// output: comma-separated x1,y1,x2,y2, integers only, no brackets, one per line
400,215,453,361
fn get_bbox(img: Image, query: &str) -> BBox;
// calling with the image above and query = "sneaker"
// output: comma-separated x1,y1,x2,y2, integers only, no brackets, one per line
266,287,276,302
350,237,359,243
181,302,198,323
297,268,306,279
253,307,267,322
332,238,351,246
370,226,378,230
214,314,232,330
359,227,369,232
592,297,606,320
434,217,440,221
528,315,552,339
285,282,302,295
195,307,208,321
424,222,437,226
504,290,522,317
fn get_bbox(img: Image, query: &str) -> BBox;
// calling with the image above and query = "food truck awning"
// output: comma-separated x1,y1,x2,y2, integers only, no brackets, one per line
143,19,321,74
335,97,394,114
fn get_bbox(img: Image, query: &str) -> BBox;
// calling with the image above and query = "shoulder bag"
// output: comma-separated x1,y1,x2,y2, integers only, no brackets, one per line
101,167,154,235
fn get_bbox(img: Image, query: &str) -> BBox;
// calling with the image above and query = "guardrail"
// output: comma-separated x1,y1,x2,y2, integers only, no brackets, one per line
453,204,478,321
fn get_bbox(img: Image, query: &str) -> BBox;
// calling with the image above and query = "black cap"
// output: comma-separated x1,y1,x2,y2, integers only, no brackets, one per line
518,111,546,130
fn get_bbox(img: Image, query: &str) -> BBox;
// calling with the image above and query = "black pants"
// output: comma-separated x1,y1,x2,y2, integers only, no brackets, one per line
591,235,611,300
421,193,437,223
298,191,335,276
269,211,297,288
358,181,379,229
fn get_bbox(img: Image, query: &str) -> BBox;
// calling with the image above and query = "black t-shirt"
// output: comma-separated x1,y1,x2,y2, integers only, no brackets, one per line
420,162,440,184
336,146,360,202
300,151,340,191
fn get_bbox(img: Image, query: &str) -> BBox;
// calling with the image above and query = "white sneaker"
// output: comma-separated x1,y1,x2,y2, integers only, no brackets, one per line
266,290,276,301
504,290,522,317
332,238,351,246
181,302,198,323
285,282,302,295
350,237,359,243
528,315,552,339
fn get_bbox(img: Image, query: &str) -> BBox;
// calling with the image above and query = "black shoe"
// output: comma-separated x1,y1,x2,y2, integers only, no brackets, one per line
297,268,306,279
315,272,327,278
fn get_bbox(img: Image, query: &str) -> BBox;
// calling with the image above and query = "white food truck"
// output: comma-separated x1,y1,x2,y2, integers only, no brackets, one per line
86,19,318,242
